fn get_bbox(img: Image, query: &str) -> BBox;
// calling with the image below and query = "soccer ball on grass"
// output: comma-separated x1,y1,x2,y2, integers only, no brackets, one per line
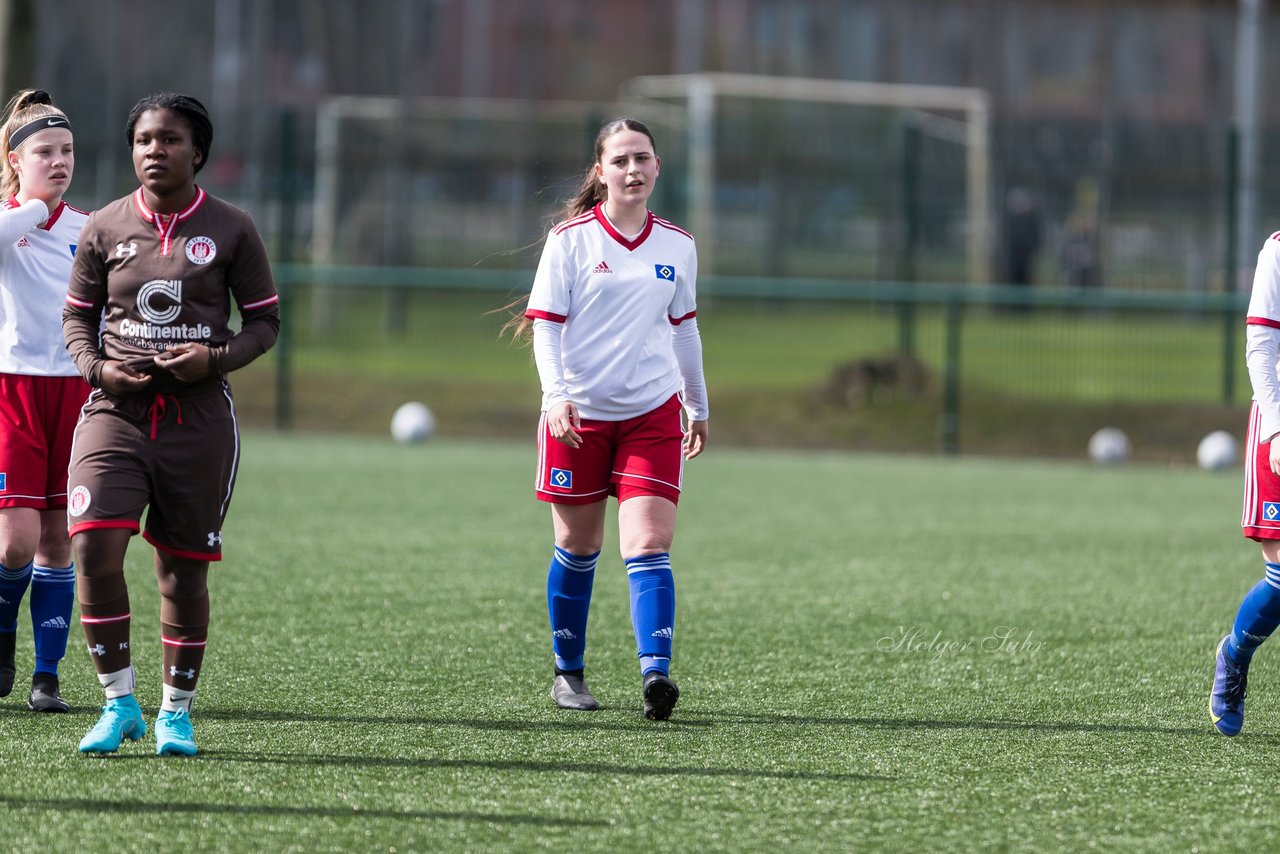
1196,430,1237,472
1088,427,1130,465
390,401,435,443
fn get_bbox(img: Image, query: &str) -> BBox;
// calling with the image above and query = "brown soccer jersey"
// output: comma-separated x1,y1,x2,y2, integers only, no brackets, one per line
63,186,279,396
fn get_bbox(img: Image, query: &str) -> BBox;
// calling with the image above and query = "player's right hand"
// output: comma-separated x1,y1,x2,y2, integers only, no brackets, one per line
548,401,582,448
99,359,153,395
1270,440,1280,477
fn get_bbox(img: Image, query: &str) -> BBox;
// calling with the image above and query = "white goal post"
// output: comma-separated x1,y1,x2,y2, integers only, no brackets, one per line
618,72,992,283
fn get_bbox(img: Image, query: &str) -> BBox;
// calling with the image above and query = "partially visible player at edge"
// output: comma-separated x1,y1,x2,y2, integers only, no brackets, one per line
509,117,708,720
62,93,279,755
1211,229,1280,735
0,89,88,712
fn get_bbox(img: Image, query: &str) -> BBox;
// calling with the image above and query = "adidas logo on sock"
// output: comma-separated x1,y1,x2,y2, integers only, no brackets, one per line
650,627,674,639
552,629,578,640
40,616,68,629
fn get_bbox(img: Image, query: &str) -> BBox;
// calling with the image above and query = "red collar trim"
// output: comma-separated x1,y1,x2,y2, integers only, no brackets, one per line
593,204,653,251
133,185,206,223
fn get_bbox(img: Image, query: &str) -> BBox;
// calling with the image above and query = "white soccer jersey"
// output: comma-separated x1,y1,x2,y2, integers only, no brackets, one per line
0,197,88,375
526,205,698,420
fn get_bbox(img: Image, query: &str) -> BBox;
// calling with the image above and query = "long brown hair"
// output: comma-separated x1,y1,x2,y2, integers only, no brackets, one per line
501,117,659,341
0,89,70,200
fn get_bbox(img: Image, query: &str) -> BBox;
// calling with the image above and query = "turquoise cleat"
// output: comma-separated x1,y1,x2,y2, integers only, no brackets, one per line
155,708,198,756
1210,635,1249,737
79,695,146,753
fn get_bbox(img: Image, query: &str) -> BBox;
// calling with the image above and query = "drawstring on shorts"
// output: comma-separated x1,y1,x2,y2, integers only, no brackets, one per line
146,393,184,439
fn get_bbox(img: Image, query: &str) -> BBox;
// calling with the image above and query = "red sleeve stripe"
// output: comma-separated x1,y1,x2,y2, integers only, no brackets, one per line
241,294,280,311
525,309,567,323
653,217,694,240
552,211,596,235
1270,231,1280,242
1247,316,1280,329
65,294,96,309
669,310,697,325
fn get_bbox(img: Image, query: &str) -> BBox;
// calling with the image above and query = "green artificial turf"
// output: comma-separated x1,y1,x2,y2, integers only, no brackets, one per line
0,433,1269,851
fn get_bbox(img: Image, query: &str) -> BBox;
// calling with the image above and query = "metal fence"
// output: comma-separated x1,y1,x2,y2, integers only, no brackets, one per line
231,267,1250,458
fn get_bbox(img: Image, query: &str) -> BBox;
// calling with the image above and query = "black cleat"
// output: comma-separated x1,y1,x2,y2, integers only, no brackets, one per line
642,672,679,721
0,631,15,698
29,673,69,713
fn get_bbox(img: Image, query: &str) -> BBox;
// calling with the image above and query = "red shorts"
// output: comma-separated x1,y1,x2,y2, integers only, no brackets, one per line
0,373,91,510
535,395,685,505
1243,402,1280,540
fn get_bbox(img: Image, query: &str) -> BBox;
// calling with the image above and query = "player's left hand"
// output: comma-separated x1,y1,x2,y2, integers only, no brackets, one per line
153,343,211,383
683,420,708,460
1270,439,1280,477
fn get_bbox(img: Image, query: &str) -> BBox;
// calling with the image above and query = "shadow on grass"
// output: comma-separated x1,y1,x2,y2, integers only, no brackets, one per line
0,794,605,827
193,705,715,732
709,709,1244,739
202,750,888,783
188,705,1245,741
13,704,1254,742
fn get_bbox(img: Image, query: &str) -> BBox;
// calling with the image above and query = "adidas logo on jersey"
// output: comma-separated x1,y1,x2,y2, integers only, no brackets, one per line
16,236,28,247
552,628,579,640
650,627,674,639
40,616,68,629
592,261,612,274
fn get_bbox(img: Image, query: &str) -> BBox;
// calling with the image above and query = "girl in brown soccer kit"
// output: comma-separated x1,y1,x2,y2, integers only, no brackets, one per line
62,93,278,756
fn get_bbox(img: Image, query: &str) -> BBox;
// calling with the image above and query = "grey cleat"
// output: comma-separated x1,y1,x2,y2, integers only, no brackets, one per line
28,673,70,713
550,673,599,711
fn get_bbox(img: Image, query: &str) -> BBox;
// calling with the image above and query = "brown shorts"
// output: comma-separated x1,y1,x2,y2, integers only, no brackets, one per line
67,383,241,560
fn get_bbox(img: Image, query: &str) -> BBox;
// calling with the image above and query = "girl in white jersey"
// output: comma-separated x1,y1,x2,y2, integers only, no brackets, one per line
0,89,89,713
1210,231,1280,736
511,117,709,721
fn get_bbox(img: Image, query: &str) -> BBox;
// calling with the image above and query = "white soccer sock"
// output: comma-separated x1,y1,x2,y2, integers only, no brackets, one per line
98,666,135,699
161,683,196,713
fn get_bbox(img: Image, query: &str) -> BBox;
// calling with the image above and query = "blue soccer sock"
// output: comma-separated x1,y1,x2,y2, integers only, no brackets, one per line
625,553,675,676
0,560,33,633
1228,562,1280,666
30,564,75,676
547,546,598,672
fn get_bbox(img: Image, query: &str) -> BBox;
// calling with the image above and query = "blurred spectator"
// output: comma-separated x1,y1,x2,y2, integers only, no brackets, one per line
1061,212,1102,290
1002,186,1041,287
